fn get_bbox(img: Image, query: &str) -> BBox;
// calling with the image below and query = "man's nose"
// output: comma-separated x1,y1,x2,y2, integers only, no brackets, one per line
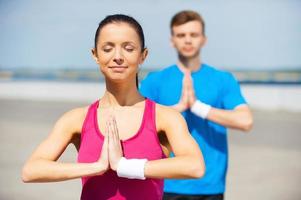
184,35,192,43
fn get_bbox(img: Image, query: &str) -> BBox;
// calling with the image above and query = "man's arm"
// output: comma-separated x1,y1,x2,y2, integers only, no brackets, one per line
206,104,253,131
187,71,253,132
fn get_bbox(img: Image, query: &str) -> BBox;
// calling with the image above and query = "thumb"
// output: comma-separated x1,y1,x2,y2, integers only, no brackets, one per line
101,123,109,158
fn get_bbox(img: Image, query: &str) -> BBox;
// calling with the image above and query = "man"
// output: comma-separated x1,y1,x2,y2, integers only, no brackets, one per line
139,10,253,200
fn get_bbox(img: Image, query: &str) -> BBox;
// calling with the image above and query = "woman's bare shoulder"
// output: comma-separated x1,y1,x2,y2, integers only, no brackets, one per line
155,103,186,130
63,106,88,120
155,103,182,118
54,106,90,135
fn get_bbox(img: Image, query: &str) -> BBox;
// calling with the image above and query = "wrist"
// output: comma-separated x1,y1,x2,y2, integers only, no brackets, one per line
190,100,211,119
91,162,107,176
110,158,121,171
116,157,148,180
189,98,196,108
173,103,187,112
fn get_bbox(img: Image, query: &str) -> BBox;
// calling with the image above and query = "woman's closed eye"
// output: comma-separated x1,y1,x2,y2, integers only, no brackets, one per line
102,46,113,53
124,45,135,52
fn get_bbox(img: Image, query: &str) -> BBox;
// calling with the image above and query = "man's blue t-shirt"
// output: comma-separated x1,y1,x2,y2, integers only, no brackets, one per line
139,64,247,195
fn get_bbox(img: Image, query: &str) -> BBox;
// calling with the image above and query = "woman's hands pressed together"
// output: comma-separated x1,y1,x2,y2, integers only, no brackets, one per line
97,115,123,174
107,116,123,171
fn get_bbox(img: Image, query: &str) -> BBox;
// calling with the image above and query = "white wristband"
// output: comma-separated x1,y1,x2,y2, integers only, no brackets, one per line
117,157,148,180
190,100,212,119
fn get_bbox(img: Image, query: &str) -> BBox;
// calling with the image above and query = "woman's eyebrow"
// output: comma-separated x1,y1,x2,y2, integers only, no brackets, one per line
101,42,115,46
123,41,137,45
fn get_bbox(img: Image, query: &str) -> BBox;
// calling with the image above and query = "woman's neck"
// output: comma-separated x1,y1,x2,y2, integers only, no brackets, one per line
103,79,144,107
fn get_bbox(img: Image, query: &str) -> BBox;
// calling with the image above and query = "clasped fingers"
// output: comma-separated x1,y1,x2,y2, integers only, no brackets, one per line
107,116,123,171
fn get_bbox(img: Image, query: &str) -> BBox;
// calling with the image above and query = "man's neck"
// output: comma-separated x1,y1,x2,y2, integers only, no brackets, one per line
177,54,201,72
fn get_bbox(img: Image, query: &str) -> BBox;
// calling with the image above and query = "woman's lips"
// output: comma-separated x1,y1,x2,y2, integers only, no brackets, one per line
109,66,128,73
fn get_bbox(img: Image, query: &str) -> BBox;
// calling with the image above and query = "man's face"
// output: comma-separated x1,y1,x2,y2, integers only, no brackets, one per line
171,20,206,59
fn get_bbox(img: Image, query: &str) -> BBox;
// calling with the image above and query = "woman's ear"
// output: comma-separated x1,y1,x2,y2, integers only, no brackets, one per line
139,48,148,64
91,48,99,64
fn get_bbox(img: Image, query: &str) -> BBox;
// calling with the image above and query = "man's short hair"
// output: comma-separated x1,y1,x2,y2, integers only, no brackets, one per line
170,10,205,36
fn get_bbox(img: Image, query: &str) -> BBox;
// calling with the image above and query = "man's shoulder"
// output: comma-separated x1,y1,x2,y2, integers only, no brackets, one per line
203,63,233,78
144,64,178,79
153,64,177,74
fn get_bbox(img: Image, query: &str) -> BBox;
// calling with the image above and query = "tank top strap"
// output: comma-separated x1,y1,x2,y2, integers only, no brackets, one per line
81,100,99,137
143,98,157,132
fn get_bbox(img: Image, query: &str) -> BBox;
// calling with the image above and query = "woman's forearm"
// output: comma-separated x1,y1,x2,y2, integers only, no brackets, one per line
22,159,105,183
144,156,205,179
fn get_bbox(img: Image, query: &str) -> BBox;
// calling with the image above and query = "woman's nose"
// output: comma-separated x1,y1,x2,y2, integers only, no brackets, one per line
113,58,124,65
113,49,124,65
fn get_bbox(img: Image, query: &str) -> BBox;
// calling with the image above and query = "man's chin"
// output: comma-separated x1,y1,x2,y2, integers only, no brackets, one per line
178,52,199,59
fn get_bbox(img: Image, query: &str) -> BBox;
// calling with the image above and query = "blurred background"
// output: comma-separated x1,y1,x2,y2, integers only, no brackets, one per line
0,0,300,199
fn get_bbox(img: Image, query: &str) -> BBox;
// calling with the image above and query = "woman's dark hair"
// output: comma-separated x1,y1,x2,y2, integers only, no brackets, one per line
94,14,145,51
94,14,145,88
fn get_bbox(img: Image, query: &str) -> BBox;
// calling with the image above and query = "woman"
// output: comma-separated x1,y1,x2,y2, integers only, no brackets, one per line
22,14,205,200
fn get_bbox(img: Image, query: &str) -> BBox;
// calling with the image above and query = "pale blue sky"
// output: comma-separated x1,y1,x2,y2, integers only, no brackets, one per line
0,0,300,70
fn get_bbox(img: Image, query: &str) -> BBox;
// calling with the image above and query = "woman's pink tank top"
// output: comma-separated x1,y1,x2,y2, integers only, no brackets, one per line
78,98,165,200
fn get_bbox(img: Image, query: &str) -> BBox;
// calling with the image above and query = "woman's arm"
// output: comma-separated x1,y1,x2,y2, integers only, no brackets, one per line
21,107,108,183
144,104,205,179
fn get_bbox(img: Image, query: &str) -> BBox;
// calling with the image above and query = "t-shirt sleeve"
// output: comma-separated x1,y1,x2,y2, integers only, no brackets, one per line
222,72,247,110
139,72,160,102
